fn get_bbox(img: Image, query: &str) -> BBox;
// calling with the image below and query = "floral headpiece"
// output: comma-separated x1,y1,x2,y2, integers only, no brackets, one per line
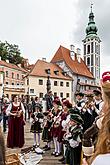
102,71,110,83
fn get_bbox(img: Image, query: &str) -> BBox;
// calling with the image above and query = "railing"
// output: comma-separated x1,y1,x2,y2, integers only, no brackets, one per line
4,84,25,89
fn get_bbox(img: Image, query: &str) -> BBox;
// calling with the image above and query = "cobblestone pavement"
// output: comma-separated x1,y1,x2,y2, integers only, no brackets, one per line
3,122,63,164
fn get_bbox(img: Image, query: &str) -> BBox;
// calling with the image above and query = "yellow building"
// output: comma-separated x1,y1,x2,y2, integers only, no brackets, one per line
0,60,27,99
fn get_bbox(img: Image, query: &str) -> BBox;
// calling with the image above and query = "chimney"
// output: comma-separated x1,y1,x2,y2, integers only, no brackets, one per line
42,57,46,61
70,45,75,60
76,48,81,63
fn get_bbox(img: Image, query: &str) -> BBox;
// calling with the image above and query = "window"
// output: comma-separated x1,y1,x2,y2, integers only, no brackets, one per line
54,81,58,86
27,79,29,85
91,42,94,53
30,89,34,93
66,93,69,98
6,82,8,84
12,83,14,85
6,71,8,77
91,54,93,66
12,72,14,79
60,81,63,86
85,80,88,84
84,45,86,55
87,57,90,66
54,92,57,97
87,45,90,54
39,79,43,85
39,93,43,98
17,74,19,79
17,83,19,85
66,82,69,87
60,93,63,98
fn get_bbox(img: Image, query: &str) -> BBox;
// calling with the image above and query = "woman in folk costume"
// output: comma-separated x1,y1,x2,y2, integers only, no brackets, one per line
30,103,44,146
6,95,25,148
51,97,62,156
82,71,110,165
65,113,83,165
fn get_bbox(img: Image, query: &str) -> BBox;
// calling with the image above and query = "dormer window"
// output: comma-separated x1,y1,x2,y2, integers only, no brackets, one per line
54,70,59,75
62,71,67,76
45,69,51,75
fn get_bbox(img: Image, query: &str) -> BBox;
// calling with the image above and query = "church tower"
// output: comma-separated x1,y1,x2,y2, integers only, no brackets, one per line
82,5,101,84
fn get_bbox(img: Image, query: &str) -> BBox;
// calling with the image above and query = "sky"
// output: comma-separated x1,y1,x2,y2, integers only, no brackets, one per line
0,0,110,74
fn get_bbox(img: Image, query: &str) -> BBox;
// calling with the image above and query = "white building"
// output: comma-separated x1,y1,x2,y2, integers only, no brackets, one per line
51,45,98,99
25,59,73,102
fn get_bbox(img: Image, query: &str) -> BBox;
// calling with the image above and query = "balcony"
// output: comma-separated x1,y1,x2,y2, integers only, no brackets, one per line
4,84,25,92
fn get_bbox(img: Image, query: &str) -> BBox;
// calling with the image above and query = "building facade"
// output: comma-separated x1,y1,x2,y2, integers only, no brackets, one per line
51,45,98,99
0,60,27,99
82,6,101,85
26,60,72,102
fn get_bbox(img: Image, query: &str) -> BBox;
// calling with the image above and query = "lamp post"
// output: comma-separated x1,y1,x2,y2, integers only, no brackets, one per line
45,69,51,93
46,75,51,93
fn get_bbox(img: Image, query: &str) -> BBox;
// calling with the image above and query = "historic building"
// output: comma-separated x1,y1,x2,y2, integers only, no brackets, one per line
82,5,101,85
51,45,98,99
25,59,72,101
0,59,27,99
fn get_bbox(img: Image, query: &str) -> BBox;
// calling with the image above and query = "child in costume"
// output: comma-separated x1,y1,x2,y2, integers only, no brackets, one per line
65,113,83,165
30,104,44,146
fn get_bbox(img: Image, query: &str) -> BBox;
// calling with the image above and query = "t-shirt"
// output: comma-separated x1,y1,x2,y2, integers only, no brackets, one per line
91,153,110,165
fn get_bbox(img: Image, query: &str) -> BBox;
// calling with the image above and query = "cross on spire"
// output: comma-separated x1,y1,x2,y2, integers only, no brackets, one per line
91,3,93,12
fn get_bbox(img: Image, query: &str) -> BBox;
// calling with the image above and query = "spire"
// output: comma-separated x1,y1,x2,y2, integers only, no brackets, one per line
86,4,98,36
91,3,93,13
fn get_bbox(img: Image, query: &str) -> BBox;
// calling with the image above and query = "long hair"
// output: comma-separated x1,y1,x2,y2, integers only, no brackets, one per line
89,80,110,164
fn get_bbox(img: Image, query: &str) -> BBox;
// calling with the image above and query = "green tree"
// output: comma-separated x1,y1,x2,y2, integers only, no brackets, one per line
0,41,23,65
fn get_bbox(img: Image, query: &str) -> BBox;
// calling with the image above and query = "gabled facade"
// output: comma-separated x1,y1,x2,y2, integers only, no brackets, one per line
0,60,27,99
51,45,98,99
26,60,73,101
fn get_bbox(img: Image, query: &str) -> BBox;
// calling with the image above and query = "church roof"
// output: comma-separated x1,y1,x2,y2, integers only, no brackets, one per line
29,59,72,80
51,45,94,79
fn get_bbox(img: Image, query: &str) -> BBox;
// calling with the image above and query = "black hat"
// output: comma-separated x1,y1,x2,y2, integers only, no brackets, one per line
69,107,81,116
35,103,43,110
70,114,83,125
93,90,102,96
75,92,84,97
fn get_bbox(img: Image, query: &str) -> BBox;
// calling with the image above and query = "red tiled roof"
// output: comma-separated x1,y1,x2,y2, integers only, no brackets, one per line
29,60,72,80
0,60,27,73
51,45,94,79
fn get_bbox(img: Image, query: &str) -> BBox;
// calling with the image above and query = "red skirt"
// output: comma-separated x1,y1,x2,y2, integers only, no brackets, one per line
7,116,25,148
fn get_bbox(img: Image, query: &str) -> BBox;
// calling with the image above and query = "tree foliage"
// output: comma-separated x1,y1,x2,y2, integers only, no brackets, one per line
0,41,23,65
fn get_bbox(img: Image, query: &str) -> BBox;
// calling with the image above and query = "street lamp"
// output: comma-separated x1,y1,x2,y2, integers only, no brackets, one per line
45,69,51,93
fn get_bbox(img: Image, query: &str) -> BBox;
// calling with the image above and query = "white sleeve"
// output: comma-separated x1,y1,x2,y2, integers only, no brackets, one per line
21,103,25,114
6,103,12,116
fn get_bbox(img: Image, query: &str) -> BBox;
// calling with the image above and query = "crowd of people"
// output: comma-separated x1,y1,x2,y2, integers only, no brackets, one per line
1,71,110,165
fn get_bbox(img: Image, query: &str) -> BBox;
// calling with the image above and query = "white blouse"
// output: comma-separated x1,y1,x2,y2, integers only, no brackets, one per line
6,102,25,116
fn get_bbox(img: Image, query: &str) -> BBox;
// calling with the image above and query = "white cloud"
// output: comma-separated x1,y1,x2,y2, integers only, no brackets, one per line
0,0,109,75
